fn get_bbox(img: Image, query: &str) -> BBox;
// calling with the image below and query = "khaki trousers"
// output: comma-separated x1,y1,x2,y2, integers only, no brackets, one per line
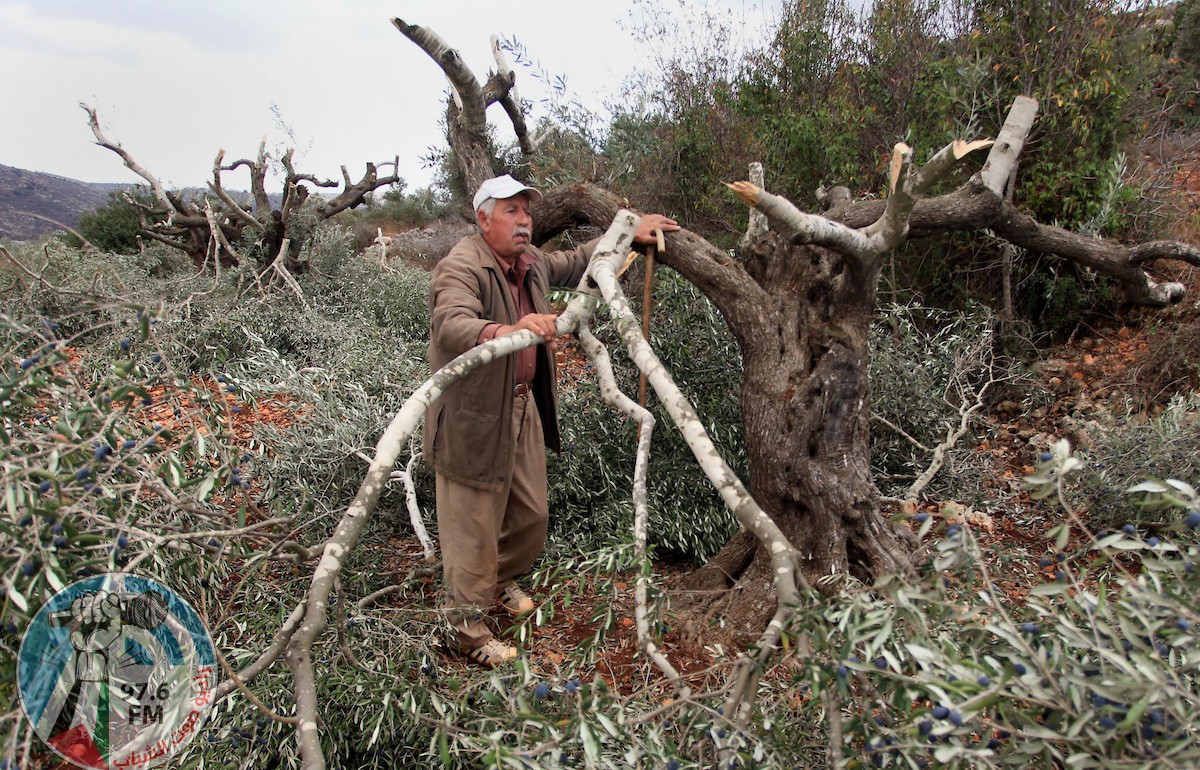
436,392,548,648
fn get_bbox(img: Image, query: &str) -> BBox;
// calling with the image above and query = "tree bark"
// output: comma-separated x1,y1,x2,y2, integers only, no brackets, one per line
683,236,918,625
537,186,917,615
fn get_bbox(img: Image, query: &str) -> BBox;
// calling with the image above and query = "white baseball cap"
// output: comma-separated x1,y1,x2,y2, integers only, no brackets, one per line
472,174,543,212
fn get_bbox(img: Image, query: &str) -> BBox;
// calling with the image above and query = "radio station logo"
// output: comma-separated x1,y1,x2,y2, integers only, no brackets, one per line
18,574,216,769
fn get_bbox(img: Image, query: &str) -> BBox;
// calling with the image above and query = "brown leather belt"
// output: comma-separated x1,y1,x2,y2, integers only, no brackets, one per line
514,382,531,397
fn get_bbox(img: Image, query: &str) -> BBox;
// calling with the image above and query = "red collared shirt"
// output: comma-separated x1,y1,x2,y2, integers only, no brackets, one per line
477,249,538,385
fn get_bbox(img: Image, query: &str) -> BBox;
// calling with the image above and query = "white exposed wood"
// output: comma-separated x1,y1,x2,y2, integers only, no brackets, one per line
978,95,1039,198
209,149,260,230
399,449,436,561
587,210,804,730
740,162,769,250
282,212,640,770
726,181,876,259
491,34,519,106
887,141,911,195
82,103,177,215
864,139,992,253
576,321,683,689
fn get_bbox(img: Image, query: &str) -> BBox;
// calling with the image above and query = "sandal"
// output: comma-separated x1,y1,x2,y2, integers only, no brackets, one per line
462,638,518,668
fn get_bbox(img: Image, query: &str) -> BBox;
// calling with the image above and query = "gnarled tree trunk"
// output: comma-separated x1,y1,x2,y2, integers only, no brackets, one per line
533,98,1200,626
681,236,917,631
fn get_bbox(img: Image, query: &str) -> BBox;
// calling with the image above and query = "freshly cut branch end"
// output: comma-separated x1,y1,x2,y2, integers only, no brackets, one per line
953,138,993,159
888,143,913,195
726,181,761,206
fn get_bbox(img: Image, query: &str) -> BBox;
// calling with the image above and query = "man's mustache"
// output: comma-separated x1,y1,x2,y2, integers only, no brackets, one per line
513,226,531,238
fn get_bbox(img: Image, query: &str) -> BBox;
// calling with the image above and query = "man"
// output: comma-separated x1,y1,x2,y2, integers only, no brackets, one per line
425,174,678,666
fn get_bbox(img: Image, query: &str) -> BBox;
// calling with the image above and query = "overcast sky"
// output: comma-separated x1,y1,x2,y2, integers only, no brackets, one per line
0,0,780,190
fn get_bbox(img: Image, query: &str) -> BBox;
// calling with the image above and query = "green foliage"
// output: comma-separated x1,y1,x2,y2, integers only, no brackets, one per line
0,307,251,748
363,181,455,229
1078,394,1200,531
782,499,1200,768
189,455,1200,770
608,0,1175,334
869,302,1022,505
1164,0,1200,128
71,188,154,254
5,202,1200,767
551,270,744,562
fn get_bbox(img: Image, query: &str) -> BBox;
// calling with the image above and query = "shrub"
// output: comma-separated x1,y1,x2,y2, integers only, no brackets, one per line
70,188,154,254
1079,394,1200,532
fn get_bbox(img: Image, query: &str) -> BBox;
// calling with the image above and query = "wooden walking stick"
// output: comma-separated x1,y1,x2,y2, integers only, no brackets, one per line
637,228,664,410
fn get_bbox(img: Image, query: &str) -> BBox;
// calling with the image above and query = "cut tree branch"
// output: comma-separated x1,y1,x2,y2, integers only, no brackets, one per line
81,103,177,216
577,321,684,691
282,212,640,770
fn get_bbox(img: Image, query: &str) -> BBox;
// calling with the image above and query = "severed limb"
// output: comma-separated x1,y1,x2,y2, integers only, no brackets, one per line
727,136,992,267
389,443,437,562
726,181,876,260
576,320,685,691
213,601,306,701
738,162,769,251
861,136,992,254
259,239,309,309
490,35,535,155
391,19,480,117
586,211,805,731
392,18,534,192
81,103,179,215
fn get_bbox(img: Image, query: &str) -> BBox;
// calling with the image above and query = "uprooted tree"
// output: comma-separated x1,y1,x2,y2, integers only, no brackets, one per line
81,104,400,278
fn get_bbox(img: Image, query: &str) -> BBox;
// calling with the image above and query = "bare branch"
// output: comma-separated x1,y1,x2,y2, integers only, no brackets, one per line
586,211,806,729
209,149,261,230
989,201,1191,306
280,212,640,770
316,159,401,219
978,95,1039,198
392,18,485,119
214,601,306,701
904,349,996,502
726,181,876,259
389,447,436,561
261,239,309,309
577,321,685,691
213,644,300,724
252,138,271,212
739,163,769,251
81,103,177,215
864,138,992,253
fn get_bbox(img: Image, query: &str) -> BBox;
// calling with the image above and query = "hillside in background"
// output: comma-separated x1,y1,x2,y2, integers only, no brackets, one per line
0,164,291,244
0,164,133,241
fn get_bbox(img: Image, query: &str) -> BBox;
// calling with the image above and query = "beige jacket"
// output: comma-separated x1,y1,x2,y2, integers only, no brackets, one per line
424,233,593,490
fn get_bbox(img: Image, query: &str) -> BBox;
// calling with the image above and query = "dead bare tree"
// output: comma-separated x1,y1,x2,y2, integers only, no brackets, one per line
81,104,400,276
